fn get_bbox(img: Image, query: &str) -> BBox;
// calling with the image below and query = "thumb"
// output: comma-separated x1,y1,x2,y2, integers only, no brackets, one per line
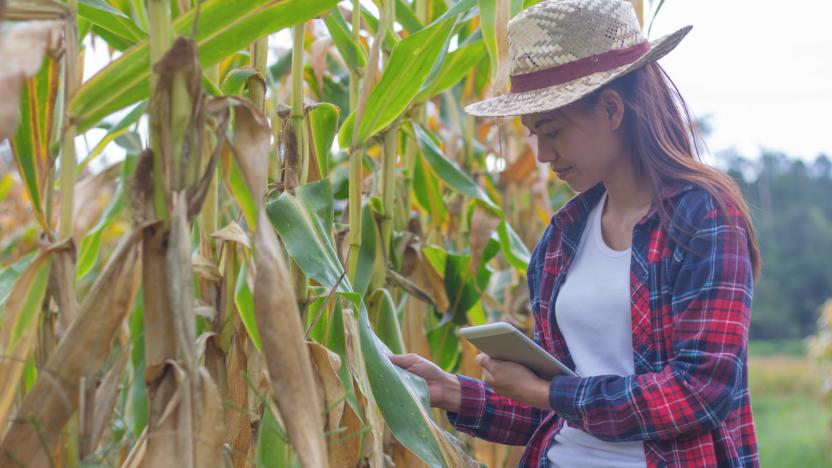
475,353,490,368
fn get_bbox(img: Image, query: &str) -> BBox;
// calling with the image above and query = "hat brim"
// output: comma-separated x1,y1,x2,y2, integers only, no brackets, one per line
463,25,693,117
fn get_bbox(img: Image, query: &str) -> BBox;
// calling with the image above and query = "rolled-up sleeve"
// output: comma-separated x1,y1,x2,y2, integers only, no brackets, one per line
446,375,546,445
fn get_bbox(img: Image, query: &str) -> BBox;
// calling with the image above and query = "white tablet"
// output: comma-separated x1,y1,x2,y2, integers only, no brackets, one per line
459,322,579,379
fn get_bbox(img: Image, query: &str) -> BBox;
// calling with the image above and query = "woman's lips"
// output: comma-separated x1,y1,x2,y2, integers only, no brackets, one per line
553,166,573,177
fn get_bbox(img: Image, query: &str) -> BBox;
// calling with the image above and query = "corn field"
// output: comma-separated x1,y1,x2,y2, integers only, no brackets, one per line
0,0,660,466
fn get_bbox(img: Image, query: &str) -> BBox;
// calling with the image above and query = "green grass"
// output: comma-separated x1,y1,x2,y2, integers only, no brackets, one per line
748,338,810,358
748,340,832,467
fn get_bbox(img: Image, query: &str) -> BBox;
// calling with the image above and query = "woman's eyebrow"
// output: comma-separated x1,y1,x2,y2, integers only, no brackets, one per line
532,116,558,129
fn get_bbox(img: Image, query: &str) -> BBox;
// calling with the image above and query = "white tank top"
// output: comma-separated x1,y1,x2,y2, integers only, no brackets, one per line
546,191,647,468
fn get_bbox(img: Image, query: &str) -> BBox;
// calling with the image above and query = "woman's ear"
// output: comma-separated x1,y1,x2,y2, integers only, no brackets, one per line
598,89,625,131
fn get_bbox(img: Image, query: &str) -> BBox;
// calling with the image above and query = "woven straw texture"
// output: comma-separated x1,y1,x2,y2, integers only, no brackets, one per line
465,0,691,117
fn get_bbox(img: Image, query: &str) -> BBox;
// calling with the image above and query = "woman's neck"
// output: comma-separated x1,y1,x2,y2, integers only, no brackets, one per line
601,160,652,219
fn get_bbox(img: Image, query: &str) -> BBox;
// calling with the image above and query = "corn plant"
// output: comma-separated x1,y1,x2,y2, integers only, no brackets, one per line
1,0,658,466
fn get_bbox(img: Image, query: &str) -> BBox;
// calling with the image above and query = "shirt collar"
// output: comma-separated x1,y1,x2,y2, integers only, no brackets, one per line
551,179,695,228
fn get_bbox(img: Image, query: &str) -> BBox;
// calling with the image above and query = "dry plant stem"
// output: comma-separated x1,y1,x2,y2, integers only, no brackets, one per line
148,0,171,223
169,70,192,190
58,0,77,239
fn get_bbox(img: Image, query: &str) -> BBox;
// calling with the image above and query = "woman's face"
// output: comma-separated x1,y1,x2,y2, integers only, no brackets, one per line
520,90,626,192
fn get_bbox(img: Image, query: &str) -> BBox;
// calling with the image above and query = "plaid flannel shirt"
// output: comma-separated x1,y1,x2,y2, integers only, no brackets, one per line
447,181,759,467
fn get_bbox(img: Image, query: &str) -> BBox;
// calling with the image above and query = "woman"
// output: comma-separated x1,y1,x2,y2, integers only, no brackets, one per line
389,0,762,467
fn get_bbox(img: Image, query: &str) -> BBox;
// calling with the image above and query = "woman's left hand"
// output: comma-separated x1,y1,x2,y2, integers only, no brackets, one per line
476,353,553,410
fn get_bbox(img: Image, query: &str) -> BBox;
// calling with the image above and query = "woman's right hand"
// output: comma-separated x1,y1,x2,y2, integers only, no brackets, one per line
388,353,461,413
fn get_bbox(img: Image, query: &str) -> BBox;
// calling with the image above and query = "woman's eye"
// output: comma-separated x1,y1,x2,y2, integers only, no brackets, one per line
544,130,559,138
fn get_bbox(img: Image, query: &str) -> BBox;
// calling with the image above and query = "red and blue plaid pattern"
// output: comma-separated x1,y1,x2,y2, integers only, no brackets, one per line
447,180,759,467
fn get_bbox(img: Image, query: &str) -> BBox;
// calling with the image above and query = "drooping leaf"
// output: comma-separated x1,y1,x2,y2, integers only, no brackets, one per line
414,123,497,209
10,51,60,231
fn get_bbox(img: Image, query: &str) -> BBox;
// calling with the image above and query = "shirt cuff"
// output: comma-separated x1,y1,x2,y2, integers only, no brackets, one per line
548,375,583,421
445,374,487,431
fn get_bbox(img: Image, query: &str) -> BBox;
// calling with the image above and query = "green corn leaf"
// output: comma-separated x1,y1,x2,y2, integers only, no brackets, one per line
220,67,261,96
352,201,378,298
127,292,148,436
368,288,405,355
395,0,423,33
415,39,486,102
497,219,530,270
413,124,497,210
78,0,146,47
338,15,456,148
256,403,297,468
70,0,340,132
234,261,263,353
265,179,356,299
322,7,367,70
477,0,499,79
412,148,448,224
307,103,340,178
265,179,475,467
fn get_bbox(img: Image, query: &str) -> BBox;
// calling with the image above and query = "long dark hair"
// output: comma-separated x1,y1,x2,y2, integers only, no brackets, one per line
574,62,762,282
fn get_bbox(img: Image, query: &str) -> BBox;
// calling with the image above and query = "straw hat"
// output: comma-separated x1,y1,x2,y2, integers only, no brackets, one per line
464,0,692,117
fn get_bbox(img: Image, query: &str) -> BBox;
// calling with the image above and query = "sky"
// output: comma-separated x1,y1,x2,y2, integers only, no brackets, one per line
645,0,832,163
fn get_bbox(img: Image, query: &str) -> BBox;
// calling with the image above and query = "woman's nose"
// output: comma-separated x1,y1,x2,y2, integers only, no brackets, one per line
536,145,557,164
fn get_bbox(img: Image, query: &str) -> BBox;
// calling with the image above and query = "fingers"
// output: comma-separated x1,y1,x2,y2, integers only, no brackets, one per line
388,352,419,368
475,353,491,370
